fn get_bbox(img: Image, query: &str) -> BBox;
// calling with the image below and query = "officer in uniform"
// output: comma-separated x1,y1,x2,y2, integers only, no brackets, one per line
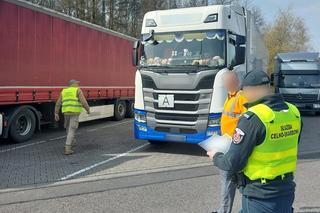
207,71,302,213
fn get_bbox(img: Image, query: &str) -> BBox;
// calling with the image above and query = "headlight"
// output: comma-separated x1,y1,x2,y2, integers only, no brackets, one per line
135,113,146,123
137,125,147,132
313,104,320,109
207,129,219,137
208,116,220,127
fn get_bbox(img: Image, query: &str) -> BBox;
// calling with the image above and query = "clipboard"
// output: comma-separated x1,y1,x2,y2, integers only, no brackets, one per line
198,134,232,154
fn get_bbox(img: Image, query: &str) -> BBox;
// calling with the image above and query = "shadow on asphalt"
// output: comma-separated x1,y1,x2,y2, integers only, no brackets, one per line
144,142,206,157
0,117,131,146
298,152,320,160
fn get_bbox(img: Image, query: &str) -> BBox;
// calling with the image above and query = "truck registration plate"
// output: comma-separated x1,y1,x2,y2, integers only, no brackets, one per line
158,94,174,108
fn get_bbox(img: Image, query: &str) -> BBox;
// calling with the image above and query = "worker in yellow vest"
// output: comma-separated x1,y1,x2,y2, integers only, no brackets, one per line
214,70,247,213
55,80,90,155
207,71,302,213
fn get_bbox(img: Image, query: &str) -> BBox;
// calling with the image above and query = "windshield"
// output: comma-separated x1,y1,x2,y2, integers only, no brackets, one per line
140,30,226,68
280,75,320,88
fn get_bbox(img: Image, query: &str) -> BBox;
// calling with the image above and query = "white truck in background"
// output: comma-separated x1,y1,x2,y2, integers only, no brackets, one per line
132,5,268,144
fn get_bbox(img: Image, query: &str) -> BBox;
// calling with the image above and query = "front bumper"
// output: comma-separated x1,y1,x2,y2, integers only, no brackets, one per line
134,110,221,144
294,102,320,111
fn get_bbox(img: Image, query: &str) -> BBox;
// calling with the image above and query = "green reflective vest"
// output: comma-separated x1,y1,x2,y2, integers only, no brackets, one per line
61,87,83,113
243,102,301,181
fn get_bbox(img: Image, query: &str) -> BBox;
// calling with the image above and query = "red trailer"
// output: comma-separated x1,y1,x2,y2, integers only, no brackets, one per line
0,0,136,142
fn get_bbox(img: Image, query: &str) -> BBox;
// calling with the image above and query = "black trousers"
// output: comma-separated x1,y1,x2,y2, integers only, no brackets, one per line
239,193,294,213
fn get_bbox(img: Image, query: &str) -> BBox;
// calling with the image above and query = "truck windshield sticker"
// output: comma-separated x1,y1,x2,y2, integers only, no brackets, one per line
140,30,226,68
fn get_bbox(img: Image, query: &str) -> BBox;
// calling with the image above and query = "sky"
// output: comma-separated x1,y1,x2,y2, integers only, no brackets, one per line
251,0,320,52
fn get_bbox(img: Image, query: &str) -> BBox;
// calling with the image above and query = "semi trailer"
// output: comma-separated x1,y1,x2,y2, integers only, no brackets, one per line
0,0,136,142
132,5,268,144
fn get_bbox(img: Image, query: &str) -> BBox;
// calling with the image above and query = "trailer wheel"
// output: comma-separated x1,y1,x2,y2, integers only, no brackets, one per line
114,100,127,121
126,101,135,118
9,108,36,143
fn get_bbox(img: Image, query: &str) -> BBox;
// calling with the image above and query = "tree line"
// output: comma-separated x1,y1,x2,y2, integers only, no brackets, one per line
27,0,311,74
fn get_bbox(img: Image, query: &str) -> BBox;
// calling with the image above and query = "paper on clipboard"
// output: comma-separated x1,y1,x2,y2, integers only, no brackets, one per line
198,134,232,154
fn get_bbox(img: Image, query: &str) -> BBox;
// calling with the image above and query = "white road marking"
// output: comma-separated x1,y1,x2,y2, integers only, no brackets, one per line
0,135,67,153
49,136,66,141
0,140,47,153
86,120,132,132
0,135,70,153
59,143,149,181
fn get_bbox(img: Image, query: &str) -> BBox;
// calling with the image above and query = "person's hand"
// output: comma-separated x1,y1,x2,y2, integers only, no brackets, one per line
207,150,218,160
54,113,60,122
87,109,90,114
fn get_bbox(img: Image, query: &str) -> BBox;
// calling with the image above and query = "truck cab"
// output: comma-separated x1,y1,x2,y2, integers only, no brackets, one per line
273,52,320,113
133,5,268,144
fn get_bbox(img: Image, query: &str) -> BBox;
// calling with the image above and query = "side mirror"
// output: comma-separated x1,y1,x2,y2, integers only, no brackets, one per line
143,29,154,42
235,46,246,65
236,35,246,45
270,73,274,86
132,40,140,66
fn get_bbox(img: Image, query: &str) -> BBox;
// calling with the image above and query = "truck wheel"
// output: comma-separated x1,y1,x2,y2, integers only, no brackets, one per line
9,108,36,143
126,101,134,118
114,100,127,121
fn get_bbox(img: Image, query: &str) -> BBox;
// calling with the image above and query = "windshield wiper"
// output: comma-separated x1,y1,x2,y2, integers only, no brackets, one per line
139,65,172,69
139,64,199,73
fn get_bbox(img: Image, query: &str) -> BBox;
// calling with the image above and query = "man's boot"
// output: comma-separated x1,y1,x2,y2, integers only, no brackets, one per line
64,145,74,155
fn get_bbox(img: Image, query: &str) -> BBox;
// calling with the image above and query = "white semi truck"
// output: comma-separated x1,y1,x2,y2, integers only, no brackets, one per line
132,5,268,144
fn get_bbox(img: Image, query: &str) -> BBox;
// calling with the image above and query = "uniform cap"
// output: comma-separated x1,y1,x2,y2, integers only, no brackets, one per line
242,71,270,87
69,79,80,85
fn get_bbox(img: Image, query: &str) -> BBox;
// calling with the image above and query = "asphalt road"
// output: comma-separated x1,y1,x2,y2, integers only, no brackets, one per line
0,114,319,213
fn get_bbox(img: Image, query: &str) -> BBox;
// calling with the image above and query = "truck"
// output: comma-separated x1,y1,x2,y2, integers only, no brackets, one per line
272,52,320,113
0,0,136,143
132,5,268,144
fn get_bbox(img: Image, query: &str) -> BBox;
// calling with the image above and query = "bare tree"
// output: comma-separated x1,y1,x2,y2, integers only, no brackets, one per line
251,6,264,29
27,0,266,39
264,8,310,73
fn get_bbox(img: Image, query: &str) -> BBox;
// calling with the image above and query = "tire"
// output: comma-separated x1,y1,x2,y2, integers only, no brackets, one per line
113,100,127,121
126,101,135,118
9,108,36,143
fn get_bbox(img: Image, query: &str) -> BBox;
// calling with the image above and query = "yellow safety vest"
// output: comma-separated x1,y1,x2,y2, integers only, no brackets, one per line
61,87,83,113
243,102,301,181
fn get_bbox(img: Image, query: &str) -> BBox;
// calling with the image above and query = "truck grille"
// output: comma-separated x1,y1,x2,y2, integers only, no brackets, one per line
282,94,318,103
155,113,199,122
155,127,198,134
143,88,212,134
